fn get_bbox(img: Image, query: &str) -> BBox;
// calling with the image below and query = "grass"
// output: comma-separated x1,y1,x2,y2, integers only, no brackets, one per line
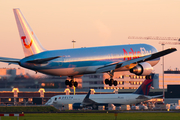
1,112,180,120
0,106,59,112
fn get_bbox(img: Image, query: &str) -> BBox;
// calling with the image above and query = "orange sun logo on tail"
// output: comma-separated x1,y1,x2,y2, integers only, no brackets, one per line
21,36,33,48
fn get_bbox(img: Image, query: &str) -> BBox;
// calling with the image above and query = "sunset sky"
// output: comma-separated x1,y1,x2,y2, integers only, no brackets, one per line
0,0,180,75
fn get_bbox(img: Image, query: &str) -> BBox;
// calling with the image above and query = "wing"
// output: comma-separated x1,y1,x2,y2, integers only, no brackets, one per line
0,56,61,65
0,57,20,65
136,95,149,99
96,48,177,73
81,90,97,106
150,94,163,98
136,94,163,99
26,56,61,64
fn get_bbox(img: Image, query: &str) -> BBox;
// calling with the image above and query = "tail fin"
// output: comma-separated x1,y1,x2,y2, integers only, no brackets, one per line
13,8,46,57
133,74,154,95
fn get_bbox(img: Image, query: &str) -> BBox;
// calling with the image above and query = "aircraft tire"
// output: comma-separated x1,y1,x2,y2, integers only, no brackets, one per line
74,82,78,87
69,82,73,87
114,80,117,86
110,79,114,84
65,80,69,85
105,79,109,84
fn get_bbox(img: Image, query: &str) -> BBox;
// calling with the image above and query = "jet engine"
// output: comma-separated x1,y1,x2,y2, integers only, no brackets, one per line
129,62,153,76
73,103,83,109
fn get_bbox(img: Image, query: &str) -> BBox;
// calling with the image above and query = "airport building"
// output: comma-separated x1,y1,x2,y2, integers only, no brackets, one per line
1,68,180,90
0,68,180,107
82,69,180,90
82,72,159,89
0,88,115,106
158,69,180,89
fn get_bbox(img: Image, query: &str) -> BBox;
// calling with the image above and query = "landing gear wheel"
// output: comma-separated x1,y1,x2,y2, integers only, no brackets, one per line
110,79,114,84
105,79,109,84
65,80,69,85
109,79,114,86
105,78,118,86
65,77,79,87
69,82,73,87
74,82,78,87
106,70,117,86
114,80,117,86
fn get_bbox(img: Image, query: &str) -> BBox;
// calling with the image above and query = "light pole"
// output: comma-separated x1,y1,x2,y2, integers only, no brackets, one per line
162,43,165,104
72,40,76,95
72,40,76,48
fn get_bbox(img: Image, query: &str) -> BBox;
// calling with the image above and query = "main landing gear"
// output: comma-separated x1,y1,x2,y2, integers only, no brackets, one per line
105,70,118,86
65,76,78,87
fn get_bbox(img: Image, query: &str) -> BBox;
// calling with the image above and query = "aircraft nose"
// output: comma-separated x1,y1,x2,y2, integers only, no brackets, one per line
45,102,50,106
45,99,53,106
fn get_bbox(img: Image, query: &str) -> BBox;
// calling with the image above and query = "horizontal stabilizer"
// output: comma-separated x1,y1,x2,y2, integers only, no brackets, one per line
26,56,61,64
0,57,20,65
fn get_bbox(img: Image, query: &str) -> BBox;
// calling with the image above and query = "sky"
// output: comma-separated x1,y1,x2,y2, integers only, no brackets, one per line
0,0,180,75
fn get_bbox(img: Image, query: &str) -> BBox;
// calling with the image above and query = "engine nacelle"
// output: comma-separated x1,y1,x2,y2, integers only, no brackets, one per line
129,62,153,76
73,103,83,109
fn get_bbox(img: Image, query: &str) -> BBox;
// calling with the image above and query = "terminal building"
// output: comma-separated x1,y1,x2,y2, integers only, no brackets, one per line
1,68,180,90
82,73,159,89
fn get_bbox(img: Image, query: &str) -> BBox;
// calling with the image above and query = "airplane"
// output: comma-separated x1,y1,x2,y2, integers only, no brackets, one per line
0,8,177,87
45,75,161,109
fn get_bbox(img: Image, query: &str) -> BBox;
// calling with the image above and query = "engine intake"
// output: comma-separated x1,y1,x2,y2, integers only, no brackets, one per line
130,62,153,76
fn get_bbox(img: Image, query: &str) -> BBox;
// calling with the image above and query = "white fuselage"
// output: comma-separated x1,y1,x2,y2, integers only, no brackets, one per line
45,94,151,106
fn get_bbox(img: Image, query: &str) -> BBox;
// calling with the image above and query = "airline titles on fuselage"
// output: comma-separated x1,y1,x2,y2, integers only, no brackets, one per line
123,47,152,60
118,96,124,99
59,96,73,99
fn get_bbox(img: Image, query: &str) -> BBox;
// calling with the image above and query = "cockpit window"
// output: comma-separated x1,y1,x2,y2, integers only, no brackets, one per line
55,97,57,101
